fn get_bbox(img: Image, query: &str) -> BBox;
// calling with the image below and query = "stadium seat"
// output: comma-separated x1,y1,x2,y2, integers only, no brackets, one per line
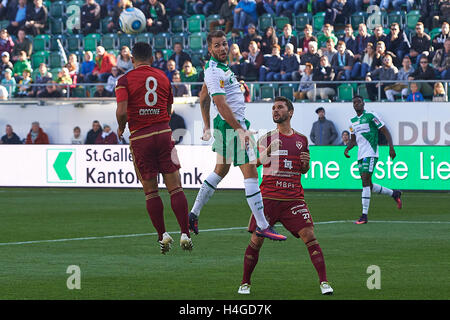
49,17,66,34
366,11,387,29
187,14,206,33
33,34,51,52
294,13,312,32
101,33,117,51
84,33,102,52
258,14,273,32
350,12,367,30
279,84,296,102
154,33,170,50
430,28,442,41
100,17,112,34
274,16,290,31
67,34,83,52
312,12,325,32
31,51,50,69
71,86,86,98
406,10,421,31
162,49,173,61
118,33,134,49
66,0,83,7
260,84,277,100
171,32,188,48
387,11,405,28
190,49,207,68
206,14,222,32
357,84,370,101
50,34,66,51
49,51,63,69
49,1,65,18
337,84,354,101
188,32,206,51
135,33,153,46
170,15,186,33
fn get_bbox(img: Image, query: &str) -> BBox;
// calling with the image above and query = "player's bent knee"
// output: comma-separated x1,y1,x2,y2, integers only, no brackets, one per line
141,178,158,194
298,226,315,244
162,171,182,191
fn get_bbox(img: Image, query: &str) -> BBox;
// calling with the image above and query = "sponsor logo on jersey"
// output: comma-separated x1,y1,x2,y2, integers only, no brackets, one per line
272,149,288,156
283,158,293,169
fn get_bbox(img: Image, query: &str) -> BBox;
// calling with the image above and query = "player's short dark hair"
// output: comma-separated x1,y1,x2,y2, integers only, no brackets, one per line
132,42,153,62
275,96,294,112
352,95,364,101
207,30,226,46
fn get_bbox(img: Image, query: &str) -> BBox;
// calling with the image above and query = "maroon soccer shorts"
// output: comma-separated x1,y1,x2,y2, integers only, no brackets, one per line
248,199,314,238
129,124,181,181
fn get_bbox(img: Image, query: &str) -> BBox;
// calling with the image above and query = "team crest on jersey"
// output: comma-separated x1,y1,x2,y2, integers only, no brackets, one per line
296,141,302,150
219,80,225,88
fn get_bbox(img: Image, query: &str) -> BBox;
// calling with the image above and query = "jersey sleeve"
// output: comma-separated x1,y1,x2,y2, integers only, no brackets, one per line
115,74,128,103
205,67,226,97
370,112,385,129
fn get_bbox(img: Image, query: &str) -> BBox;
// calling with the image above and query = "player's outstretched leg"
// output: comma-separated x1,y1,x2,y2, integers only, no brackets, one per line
372,183,402,209
238,235,264,294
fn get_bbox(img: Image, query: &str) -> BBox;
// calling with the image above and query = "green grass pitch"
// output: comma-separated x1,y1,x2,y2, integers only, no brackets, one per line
0,188,449,300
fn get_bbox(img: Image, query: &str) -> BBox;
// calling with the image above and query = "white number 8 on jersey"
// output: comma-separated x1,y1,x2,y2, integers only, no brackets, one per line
145,76,158,106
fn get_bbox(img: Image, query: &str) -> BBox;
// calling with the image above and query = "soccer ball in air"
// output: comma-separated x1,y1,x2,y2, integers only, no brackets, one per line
119,7,146,34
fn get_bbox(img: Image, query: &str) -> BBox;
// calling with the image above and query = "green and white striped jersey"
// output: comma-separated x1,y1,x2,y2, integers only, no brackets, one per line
204,57,245,121
349,110,384,160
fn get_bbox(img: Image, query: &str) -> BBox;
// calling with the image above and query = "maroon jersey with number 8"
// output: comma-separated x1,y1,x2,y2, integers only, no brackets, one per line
115,65,173,133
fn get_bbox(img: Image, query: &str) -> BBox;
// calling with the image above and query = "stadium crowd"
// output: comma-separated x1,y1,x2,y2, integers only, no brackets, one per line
0,0,447,102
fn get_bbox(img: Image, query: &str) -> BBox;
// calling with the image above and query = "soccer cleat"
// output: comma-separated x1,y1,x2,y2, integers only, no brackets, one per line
255,226,287,241
392,190,402,209
354,215,368,224
188,212,199,235
320,281,334,295
238,283,251,294
180,233,193,251
158,232,173,255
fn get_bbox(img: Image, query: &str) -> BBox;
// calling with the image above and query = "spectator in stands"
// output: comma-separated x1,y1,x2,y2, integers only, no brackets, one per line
11,28,31,62
227,28,242,48
432,21,449,52
365,53,398,101
255,0,276,15
331,40,354,81
406,82,424,101
238,23,261,59
241,40,263,80
294,62,314,100
432,38,450,80
298,24,317,56
228,43,244,79
339,130,350,146
278,24,297,53
339,24,357,56
209,0,236,34
172,70,190,97
276,43,300,81
180,60,201,96
6,0,27,36
56,67,73,96
169,107,187,144
300,40,320,68
354,23,370,63
324,0,353,26
164,0,185,17
85,120,102,144
0,28,14,56
1,68,15,96
275,0,307,15
385,55,414,101
71,126,83,144
410,22,431,67
169,42,191,71
37,81,63,97
233,0,257,32
380,0,414,11
25,121,49,144
31,62,52,97
385,22,410,66
95,124,118,144
105,66,120,95
1,124,21,144
309,55,335,101
16,67,32,97
108,0,132,33
408,56,435,97
259,44,282,81
80,0,101,35
320,38,337,67
317,24,338,49
369,25,387,48
65,53,80,82
88,46,116,83
142,0,169,34
310,107,338,146
260,26,277,55
79,51,95,83
372,41,387,69
151,49,167,71
0,51,13,80
116,46,133,74
24,0,47,36
165,59,176,81
193,0,222,16
432,82,447,102
0,1,11,21
419,0,449,31
0,83,7,99
94,84,112,97
12,50,31,80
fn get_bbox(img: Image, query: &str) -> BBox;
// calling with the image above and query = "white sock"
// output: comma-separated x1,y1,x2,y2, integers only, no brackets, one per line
191,172,222,216
372,183,393,196
244,178,269,230
362,186,371,215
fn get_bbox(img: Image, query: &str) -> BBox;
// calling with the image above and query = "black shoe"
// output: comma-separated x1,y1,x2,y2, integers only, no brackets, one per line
188,212,199,235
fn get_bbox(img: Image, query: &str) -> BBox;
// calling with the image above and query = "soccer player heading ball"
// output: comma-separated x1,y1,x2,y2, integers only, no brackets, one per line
115,42,193,254
344,95,402,224
238,96,333,295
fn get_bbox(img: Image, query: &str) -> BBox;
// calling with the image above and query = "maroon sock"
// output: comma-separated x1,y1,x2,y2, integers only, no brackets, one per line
169,188,190,236
145,191,165,241
242,243,260,285
306,239,327,283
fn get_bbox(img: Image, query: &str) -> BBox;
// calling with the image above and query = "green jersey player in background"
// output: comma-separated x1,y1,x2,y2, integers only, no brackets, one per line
188,30,286,241
344,95,402,224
